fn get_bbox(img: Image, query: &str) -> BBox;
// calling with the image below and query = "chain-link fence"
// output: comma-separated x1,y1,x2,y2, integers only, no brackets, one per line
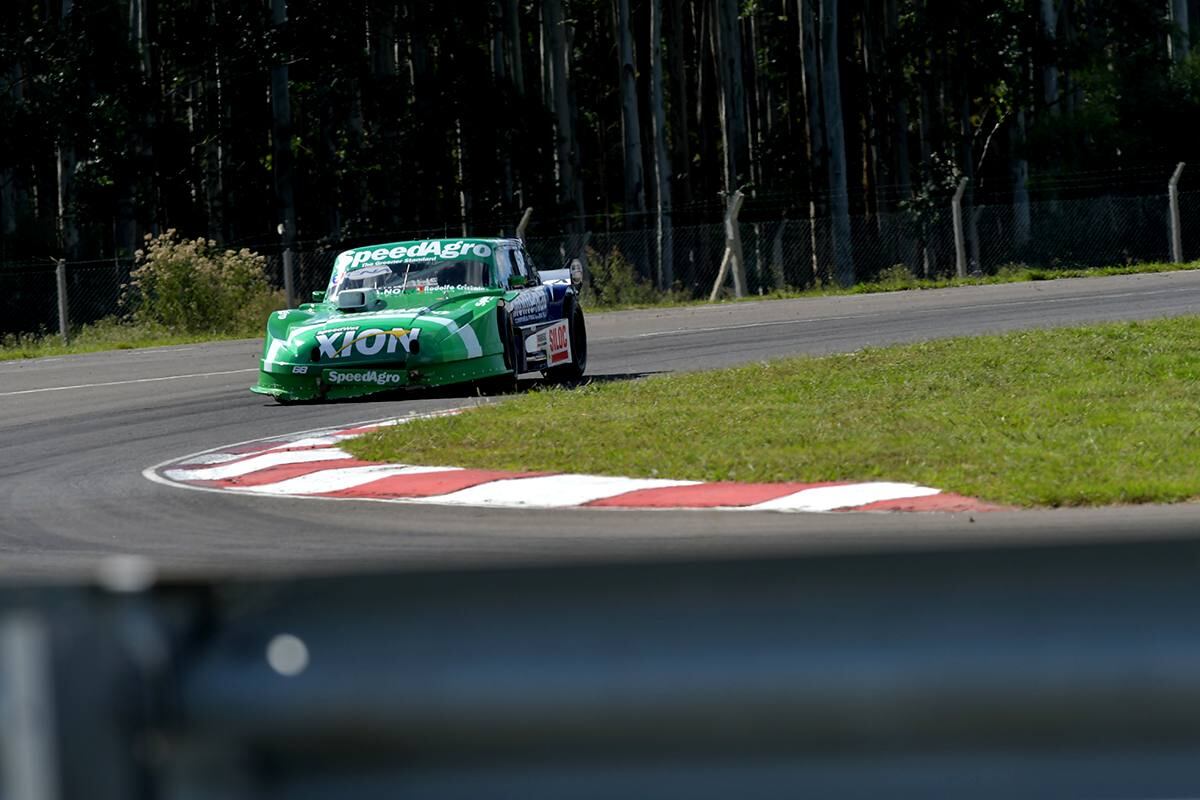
4,188,1198,338
0,258,134,340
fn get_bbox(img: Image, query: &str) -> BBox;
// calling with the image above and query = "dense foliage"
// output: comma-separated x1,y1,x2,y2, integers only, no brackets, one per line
2,0,1199,269
125,231,283,332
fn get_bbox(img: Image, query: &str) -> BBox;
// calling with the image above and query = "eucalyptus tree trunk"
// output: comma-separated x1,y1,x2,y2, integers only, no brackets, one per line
504,0,525,96
369,1,399,231
665,0,691,209
1011,108,1031,250
1040,0,1059,114
799,0,828,283
201,0,226,240
403,2,430,223
696,0,719,202
373,1,398,78
539,3,552,109
617,0,646,215
958,87,979,271
746,11,763,193
884,0,909,200
489,0,515,210
543,0,584,225
270,0,297,265
57,0,79,260
1172,0,1190,61
490,0,506,82
1,62,24,237
799,0,824,179
650,0,673,288
820,0,854,285
714,0,748,192
117,0,152,256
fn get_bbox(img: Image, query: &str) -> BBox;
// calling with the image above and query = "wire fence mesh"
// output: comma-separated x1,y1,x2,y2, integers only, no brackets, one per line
2,189,1196,338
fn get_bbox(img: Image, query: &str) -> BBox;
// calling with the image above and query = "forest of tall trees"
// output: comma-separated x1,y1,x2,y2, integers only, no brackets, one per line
3,0,1200,286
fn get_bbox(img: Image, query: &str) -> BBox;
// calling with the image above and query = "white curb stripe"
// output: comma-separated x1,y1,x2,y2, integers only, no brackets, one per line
406,474,701,508
241,464,462,495
163,448,355,482
177,451,253,466
748,482,941,512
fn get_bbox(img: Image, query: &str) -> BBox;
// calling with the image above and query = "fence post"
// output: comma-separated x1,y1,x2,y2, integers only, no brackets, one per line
708,190,746,301
55,258,69,344
1169,162,1185,263
278,223,296,309
516,207,533,242
952,178,968,278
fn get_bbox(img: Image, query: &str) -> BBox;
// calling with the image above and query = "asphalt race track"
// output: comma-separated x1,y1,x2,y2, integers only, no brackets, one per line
3,271,1200,579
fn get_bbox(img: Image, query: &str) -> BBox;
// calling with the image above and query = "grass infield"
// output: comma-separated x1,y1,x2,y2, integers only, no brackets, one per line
347,316,1200,508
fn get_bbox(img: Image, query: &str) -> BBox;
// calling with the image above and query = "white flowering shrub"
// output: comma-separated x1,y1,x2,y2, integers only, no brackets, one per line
125,230,284,333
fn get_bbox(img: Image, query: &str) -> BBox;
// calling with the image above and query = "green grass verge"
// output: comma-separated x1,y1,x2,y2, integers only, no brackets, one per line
346,316,1200,508
0,319,260,361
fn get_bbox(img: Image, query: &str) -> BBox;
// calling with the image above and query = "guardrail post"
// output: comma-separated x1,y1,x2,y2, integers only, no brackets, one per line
708,190,746,301
55,258,70,344
1169,162,1185,263
952,178,968,279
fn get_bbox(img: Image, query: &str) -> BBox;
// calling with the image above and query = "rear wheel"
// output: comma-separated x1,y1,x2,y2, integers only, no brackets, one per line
544,297,587,385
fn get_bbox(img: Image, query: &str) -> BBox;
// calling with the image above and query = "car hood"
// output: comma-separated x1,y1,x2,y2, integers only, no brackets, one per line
265,288,506,364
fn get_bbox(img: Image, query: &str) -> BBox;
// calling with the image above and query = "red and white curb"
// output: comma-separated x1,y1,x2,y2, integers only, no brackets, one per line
144,411,1006,513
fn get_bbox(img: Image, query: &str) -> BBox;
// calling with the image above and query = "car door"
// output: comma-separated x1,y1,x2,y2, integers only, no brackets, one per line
507,247,550,327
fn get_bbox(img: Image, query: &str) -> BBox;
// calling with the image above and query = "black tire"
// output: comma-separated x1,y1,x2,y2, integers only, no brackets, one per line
544,296,587,384
476,305,519,395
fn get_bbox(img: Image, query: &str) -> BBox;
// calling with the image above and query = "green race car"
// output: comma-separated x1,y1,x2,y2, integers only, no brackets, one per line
251,238,586,403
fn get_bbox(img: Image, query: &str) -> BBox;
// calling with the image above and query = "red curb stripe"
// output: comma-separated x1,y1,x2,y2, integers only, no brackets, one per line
850,493,1009,513
584,481,847,509
325,469,555,499
211,459,382,488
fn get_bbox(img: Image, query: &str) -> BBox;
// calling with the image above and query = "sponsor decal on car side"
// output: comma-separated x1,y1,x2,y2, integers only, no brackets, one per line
323,369,407,386
314,327,420,359
510,288,549,324
548,320,571,364
523,319,571,365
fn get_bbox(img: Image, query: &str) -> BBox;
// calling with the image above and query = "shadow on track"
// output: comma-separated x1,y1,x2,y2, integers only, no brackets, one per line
254,371,663,407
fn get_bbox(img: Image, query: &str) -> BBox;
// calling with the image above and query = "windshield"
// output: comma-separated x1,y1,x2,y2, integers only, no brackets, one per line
328,257,492,297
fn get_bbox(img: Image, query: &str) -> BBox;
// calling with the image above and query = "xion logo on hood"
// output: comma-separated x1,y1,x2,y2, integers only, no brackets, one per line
314,327,420,359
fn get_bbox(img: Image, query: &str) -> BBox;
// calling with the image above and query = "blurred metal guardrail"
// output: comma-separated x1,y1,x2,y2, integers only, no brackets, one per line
6,537,1200,799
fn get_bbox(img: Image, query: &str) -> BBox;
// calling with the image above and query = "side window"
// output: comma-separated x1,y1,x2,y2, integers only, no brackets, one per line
517,247,538,283
510,249,527,277
493,248,514,287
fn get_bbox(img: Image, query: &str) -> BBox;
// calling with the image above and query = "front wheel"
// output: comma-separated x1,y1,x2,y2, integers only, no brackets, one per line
476,305,519,395
544,298,587,385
